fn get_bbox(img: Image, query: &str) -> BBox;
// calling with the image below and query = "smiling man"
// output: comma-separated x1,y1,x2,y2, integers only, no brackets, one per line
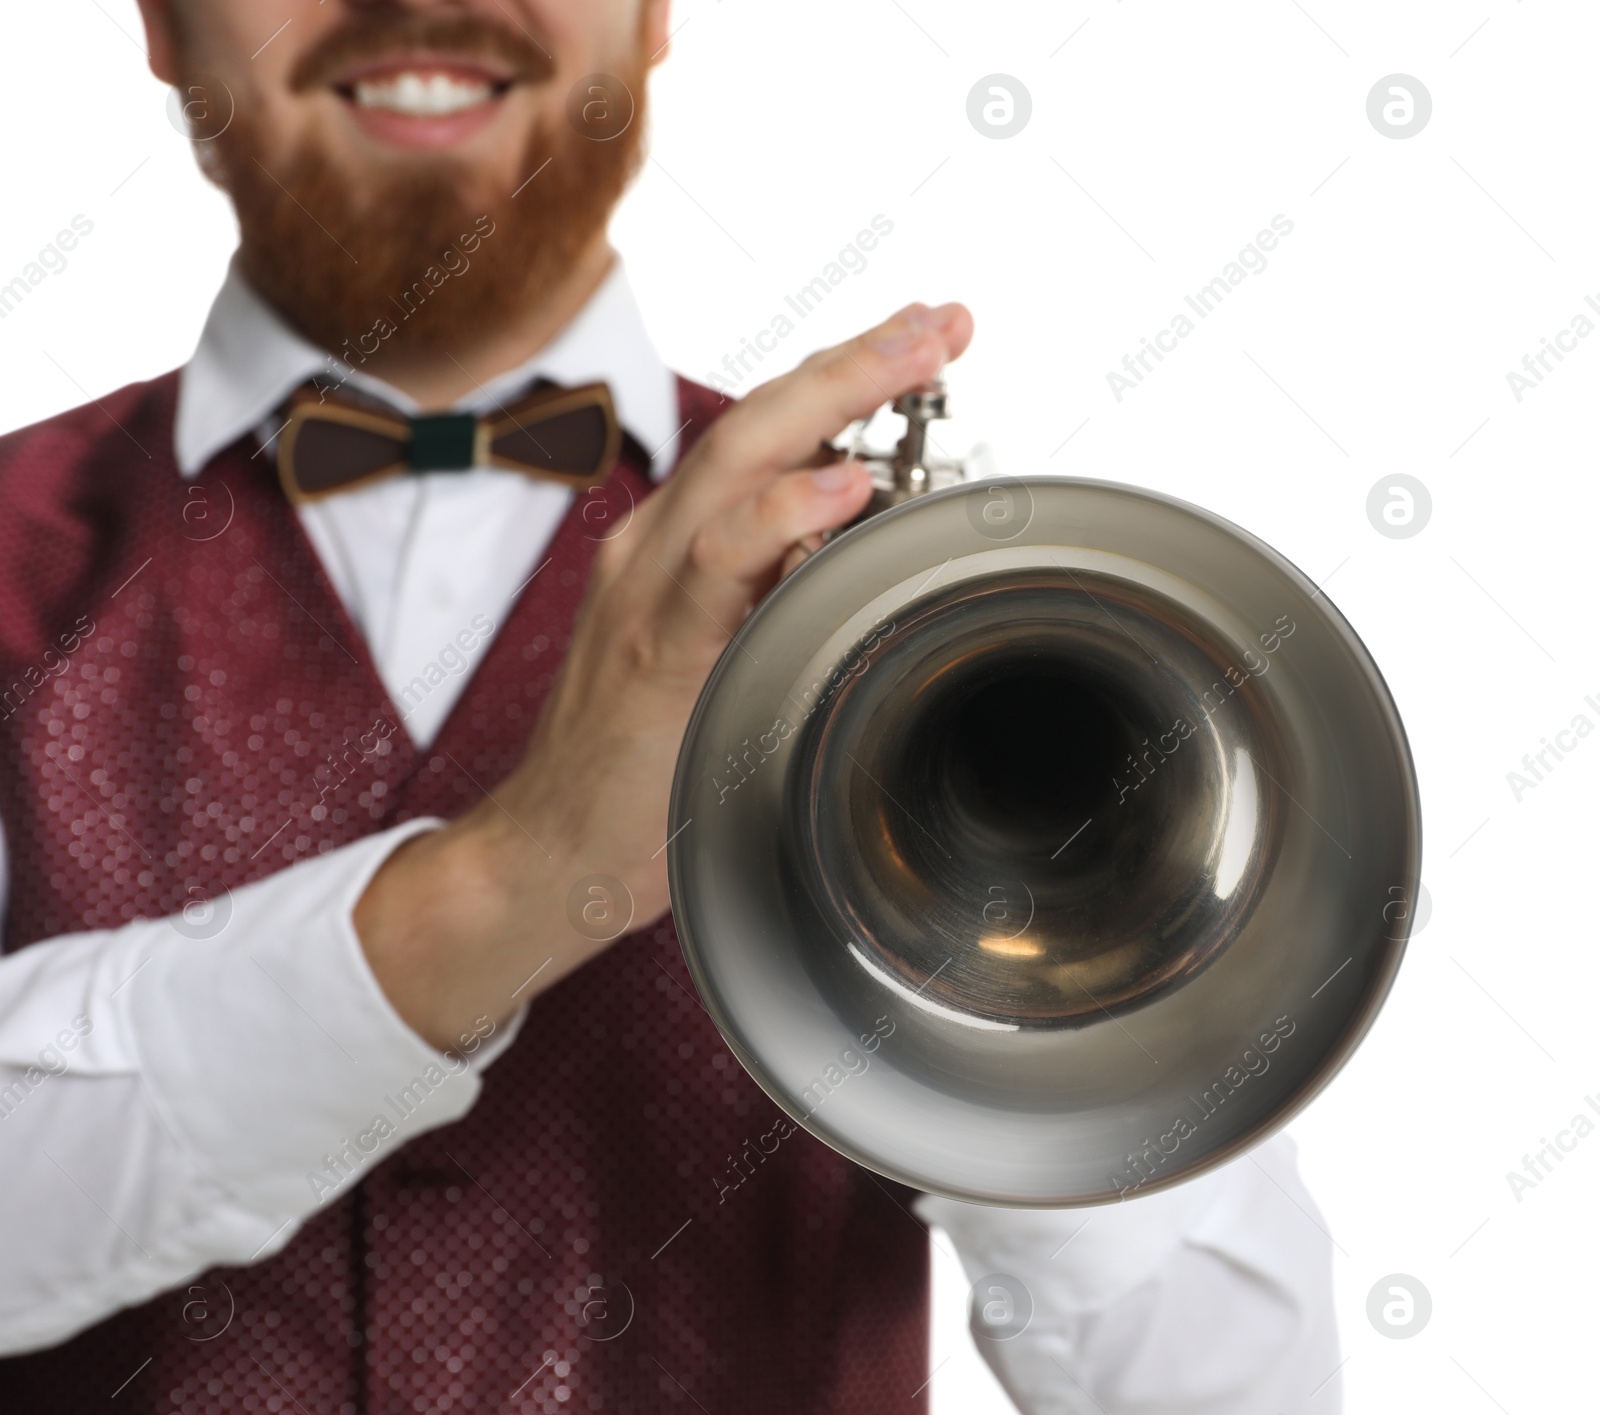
0,2,1341,1412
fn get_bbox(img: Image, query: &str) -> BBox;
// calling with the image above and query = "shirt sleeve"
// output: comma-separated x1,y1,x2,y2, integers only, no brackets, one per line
0,816,525,1358
914,1131,1342,1414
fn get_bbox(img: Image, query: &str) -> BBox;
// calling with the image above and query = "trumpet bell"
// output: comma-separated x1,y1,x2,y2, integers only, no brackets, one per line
667,477,1419,1207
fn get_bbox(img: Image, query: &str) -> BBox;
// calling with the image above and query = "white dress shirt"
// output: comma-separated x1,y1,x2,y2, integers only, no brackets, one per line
0,259,1340,1412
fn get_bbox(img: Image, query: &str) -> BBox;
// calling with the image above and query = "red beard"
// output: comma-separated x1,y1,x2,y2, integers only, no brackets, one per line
184,10,648,360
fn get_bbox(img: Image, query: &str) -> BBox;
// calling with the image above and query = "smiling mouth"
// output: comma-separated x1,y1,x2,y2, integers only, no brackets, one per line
336,62,515,118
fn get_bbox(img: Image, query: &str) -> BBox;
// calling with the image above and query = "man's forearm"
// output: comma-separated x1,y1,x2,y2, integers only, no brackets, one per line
353,809,602,1051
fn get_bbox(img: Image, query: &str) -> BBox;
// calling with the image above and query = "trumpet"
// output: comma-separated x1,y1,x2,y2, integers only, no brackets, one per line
666,380,1420,1207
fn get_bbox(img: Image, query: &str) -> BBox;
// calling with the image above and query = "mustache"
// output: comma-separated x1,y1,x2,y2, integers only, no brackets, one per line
288,10,556,92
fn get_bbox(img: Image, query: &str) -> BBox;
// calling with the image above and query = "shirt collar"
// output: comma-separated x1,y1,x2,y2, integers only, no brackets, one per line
174,254,683,482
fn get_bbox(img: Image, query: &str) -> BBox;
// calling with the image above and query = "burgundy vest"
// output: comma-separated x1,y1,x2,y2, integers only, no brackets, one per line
0,372,927,1413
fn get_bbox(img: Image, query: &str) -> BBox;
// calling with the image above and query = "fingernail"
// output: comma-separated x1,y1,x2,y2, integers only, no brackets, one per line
811,462,859,492
871,329,927,355
870,304,937,354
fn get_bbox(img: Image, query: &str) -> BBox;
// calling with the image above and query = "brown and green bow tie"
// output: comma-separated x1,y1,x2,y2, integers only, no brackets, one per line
274,379,622,505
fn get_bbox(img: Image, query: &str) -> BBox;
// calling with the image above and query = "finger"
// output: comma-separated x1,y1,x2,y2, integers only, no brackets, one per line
924,301,974,363
670,461,872,628
798,440,847,471
780,532,826,580
735,301,971,471
662,302,971,525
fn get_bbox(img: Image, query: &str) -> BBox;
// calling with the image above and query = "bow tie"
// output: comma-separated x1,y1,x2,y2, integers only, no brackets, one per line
274,378,622,504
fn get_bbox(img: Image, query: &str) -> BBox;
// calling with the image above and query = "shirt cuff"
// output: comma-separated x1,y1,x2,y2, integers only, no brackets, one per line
913,1165,1218,1312
121,817,502,1219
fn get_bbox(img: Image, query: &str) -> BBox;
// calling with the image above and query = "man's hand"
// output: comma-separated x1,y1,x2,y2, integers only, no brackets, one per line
354,301,973,1050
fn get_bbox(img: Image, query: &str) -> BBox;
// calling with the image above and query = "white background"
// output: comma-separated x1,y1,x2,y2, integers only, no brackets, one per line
3,1,1598,1410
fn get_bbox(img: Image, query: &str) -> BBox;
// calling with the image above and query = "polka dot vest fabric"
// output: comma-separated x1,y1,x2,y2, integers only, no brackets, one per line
0,374,929,1413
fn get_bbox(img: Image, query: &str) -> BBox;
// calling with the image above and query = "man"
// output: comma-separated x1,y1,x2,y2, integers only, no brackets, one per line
0,1,1340,1410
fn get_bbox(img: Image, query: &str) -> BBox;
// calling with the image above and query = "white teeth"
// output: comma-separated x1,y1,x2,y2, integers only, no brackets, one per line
353,71,494,117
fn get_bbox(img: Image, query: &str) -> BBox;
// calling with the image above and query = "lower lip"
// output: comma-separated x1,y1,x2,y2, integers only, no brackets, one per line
341,93,506,149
